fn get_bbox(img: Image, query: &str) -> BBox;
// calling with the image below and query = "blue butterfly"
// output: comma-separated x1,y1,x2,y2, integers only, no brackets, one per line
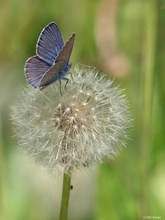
24,22,75,89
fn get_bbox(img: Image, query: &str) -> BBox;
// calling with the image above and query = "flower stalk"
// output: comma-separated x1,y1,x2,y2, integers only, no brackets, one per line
59,170,72,220
139,0,157,216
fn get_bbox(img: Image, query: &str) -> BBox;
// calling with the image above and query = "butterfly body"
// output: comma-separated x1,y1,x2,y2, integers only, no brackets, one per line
25,22,75,89
39,61,71,88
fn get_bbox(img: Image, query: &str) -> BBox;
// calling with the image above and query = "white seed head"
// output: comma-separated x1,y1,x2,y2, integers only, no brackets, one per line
11,65,131,174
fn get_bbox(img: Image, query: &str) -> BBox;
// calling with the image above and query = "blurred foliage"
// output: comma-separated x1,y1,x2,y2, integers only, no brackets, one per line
0,0,165,219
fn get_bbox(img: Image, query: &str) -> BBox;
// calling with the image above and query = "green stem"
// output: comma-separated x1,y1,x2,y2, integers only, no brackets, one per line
0,113,7,220
59,170,72,220
139,0,157,216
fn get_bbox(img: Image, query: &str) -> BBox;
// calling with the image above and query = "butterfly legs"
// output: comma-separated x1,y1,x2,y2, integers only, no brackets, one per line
59,78,69,96
59,80,63,96
63,78,69,91
70,72,74,80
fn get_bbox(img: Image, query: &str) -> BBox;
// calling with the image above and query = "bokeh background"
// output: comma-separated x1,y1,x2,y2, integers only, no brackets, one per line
0,0,165,219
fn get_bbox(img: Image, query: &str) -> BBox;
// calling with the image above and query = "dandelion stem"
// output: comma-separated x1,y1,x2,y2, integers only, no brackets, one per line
0,115,7,220
139,0,157,216
59,170,72,220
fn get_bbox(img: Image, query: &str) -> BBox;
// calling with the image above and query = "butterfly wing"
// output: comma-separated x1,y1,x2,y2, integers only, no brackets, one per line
25,56,51,88
39,33,76,88
39,61,65,89
36,22,64,65
56,33,75,63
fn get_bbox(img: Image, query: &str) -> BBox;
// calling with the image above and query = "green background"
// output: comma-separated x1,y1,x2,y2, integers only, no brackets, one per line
0,0,164,219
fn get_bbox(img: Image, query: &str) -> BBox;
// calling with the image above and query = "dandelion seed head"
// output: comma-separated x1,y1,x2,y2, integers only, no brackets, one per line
11,65,131,174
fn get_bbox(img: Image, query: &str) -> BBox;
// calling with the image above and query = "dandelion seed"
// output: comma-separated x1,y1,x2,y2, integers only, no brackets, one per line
11,65,131,174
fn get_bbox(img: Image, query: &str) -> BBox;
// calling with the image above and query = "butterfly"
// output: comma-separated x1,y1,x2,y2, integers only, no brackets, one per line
24,22,75,89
